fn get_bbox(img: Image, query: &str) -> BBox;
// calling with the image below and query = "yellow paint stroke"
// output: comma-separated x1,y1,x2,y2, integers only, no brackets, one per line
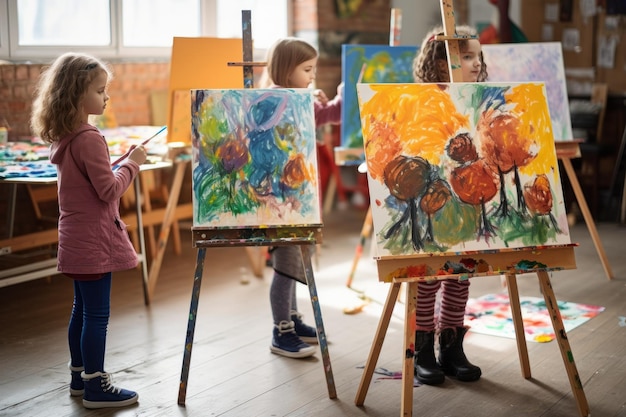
361,84,469,181
505,84,559,182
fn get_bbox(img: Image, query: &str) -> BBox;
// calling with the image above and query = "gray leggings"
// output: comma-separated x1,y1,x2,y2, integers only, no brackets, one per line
269,270,298,325
269,245,315,325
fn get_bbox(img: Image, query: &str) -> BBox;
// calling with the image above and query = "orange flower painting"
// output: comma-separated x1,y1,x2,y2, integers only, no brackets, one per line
357,82,571,256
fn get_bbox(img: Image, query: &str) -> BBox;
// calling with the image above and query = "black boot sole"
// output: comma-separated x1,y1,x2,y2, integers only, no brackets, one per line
441,366,481,382
415,372,445,385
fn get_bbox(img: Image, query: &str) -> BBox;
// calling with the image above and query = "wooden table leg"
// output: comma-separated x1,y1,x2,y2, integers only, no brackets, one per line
139,171,157,258
147,160,189,302
133,175,149,305
245,247,266,278
355,282,401,406
178,247,207,406
301,246,336,399
505,273,531,378
400,282,417,417
536,271,590,417
561,157,614,279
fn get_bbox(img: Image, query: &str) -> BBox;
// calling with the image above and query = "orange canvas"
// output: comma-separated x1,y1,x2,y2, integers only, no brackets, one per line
167,37,244,143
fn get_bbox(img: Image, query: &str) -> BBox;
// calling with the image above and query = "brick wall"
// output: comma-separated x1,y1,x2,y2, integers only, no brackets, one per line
294,0,392,99
0,60,170,140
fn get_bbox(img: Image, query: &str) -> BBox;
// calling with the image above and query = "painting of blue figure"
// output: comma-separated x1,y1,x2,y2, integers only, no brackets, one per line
190,89,322,228
340,44,418,159
483,42,573,141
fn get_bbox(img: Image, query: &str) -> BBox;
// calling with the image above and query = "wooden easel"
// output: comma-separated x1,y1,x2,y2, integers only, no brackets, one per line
354,2,590,416
344,8,402,311
177,11,335,406
227,10,269,279
354,247,589,417
177,227,336,405
557,141,613,279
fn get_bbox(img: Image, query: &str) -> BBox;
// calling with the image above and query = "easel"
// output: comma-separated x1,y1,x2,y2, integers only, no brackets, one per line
354,1,590,416
344,8,402,313
226,10,271,278
557,140,613,279
177,227,336,405
347,17,616,304
177,11,336,406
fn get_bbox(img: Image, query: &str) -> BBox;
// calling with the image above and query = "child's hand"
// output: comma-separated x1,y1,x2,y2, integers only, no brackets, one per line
128,145,147,165
314,89,329,105
337,82,344,98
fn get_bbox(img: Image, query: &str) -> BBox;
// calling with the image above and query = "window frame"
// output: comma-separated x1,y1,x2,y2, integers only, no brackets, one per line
0,1,9,58
0,0,287,62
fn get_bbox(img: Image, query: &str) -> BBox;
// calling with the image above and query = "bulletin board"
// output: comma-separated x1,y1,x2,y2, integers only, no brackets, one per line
596,9,626,94
167,37,244,144
520,0,595,69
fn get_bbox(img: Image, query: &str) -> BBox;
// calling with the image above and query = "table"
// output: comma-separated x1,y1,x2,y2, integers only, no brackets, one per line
0,161,172,304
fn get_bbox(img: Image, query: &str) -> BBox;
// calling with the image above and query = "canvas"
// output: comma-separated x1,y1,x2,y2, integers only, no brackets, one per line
483,42,573,141
340,44,417,157
190,88,321,228
357,82,571,257
168,37,243,144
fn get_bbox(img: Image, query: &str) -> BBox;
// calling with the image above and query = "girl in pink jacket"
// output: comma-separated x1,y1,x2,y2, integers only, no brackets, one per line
30,52,146,409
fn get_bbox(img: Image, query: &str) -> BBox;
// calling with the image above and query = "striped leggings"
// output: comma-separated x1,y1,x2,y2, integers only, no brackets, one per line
415,279,469,331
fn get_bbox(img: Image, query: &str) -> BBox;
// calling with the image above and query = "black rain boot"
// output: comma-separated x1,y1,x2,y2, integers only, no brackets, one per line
414,330,445,385
438,327,482,382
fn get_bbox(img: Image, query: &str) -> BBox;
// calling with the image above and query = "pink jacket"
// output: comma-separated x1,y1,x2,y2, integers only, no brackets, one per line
48,124,140,276
313,91,342,128
270,85,342,128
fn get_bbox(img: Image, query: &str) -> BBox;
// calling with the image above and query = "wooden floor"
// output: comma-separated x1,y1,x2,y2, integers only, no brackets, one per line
1,207,625,417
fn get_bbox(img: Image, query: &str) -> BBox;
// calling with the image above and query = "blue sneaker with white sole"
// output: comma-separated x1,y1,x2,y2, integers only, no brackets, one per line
82,371,138,409
270,320,316,359
290,310,318,344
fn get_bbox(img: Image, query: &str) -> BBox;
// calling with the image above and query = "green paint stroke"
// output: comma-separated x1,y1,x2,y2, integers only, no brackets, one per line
516,259,548,270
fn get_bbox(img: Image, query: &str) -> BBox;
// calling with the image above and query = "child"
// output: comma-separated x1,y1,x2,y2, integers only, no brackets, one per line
262,37,342,358
30,52,147,408
411,25,488,385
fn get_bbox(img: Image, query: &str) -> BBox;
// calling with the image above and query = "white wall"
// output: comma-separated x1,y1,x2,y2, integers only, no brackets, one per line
391,0,521,47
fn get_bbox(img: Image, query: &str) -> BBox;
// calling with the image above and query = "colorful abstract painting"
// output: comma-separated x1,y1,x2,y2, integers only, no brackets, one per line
357,82,571,257
483,42,573,141
340,44,417,155
190,89,321,228
465,293,605,343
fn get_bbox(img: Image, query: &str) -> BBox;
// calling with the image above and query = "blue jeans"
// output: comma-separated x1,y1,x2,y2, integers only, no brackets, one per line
68,273,112,374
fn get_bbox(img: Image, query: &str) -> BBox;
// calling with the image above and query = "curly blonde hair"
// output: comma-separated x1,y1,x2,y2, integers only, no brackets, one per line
30,52,112,143
413,25,488,83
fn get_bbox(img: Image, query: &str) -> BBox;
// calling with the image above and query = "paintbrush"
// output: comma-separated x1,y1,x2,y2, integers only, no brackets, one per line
110,125,167,167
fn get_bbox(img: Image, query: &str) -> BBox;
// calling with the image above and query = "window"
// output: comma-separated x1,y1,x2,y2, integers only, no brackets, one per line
1,0,288,61
217,0,288,51
16,0,112,46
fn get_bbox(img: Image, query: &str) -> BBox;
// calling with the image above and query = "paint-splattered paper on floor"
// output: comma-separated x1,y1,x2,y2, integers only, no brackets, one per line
465,293,605,343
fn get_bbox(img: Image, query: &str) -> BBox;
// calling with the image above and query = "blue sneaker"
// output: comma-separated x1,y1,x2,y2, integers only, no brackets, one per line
290,310,318,344
82,371,138,409
270,320,316,359
69,363,84,397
